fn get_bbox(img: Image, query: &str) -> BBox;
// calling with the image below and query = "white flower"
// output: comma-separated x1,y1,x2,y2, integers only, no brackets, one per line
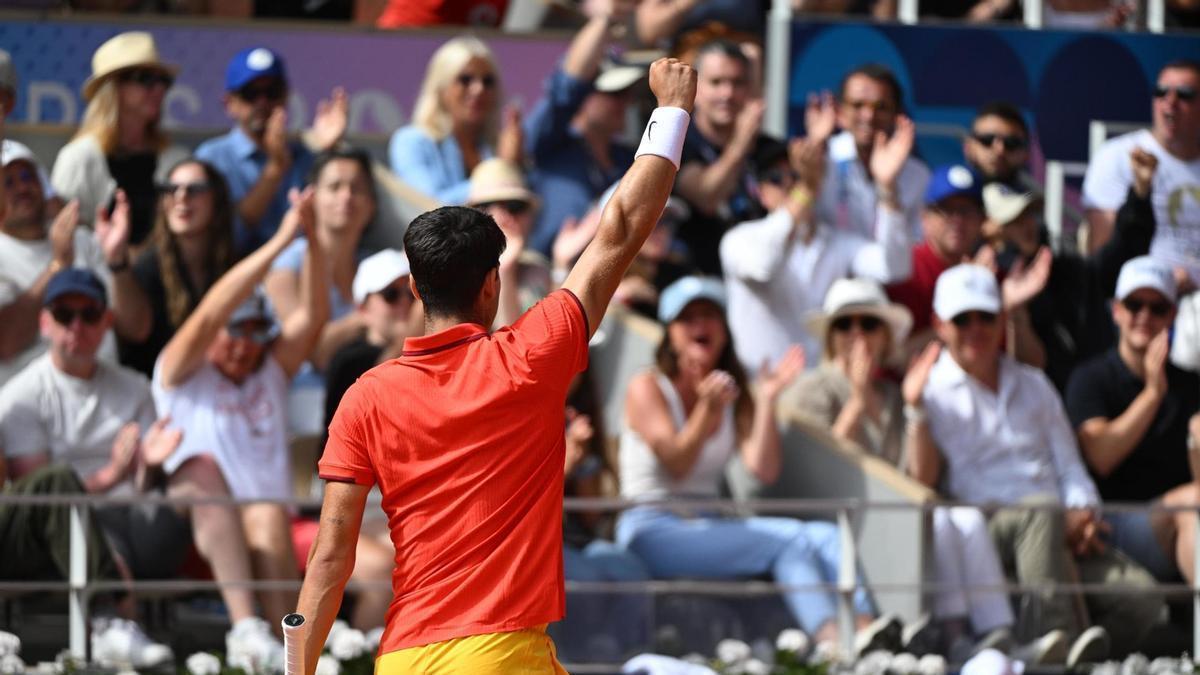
0,654,24,674
0,632,18,658
329,628,368,661
1122,653,1150,675
916,653,947,675
715,639,752,665
327,619,350,643
889,652,920,674
776,628,810,654
856,650,893,675
682,653,710,665
812,640,844,665
315,654,342,675
738,658,771,675
365,627,385,651
185,652,221,675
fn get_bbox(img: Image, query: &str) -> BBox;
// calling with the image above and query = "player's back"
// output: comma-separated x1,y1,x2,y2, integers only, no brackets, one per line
319,289,589,651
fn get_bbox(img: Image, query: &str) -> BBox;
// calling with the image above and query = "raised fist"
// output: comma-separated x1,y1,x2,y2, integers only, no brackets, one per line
648,58,697,114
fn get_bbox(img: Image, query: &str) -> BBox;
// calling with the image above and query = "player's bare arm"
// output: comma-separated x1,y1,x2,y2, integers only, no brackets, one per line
563,58,697,336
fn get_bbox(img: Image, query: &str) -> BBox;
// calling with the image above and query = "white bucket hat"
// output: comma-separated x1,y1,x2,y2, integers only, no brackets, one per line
805,278,913,356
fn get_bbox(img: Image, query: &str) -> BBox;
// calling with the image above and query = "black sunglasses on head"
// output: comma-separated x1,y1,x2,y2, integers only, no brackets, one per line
120,69,174,89
1153,85,1196,102
950,311,998,328
237,81,287,102
972,133,1027,151
832,315,884,333
1121,297,1173,317
50,305,104,326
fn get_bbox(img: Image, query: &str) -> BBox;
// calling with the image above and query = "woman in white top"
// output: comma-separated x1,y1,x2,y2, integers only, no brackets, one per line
616,276,883,649
785,279,1064,662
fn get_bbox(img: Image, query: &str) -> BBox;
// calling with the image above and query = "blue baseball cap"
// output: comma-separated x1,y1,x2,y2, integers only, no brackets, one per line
225,47,287,92
44,268,107,307
924,164,983,207
658,276,727,323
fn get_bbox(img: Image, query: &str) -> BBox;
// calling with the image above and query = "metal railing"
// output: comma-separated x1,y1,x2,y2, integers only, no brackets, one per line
1,492,1197,667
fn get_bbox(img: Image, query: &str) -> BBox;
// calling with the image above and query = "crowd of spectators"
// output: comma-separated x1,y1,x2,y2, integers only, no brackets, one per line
0,0,1198,670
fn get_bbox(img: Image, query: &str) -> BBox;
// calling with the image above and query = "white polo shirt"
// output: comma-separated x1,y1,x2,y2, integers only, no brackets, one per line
923,351,1100,508
816,131,931,244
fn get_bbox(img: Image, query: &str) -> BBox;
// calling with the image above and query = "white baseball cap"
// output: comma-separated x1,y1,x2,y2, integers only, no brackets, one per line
353,249,410,304
1114,255,1176,304
983,183,1041,227
933,264,1000,321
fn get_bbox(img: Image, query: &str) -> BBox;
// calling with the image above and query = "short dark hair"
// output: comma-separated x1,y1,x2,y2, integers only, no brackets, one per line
1160,59,1200,79
839,63,903,111
973,101,1029,138
308,146,378,207
694,40,750,73
750,137,790,180
403,206,506,319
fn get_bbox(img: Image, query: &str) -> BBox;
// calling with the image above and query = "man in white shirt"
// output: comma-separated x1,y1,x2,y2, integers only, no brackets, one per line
719,129,913,371
1083,60,1200,276
0,141,149,386
903,264,1161,664
814,64,931,244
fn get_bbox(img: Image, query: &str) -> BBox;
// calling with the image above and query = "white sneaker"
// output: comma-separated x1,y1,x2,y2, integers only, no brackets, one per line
90,616,174,668
226,617,285,674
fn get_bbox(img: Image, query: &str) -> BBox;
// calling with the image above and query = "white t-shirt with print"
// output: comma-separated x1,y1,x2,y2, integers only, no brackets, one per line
0,228,117,385
152,355,292,501
1083,129,1200,281
0,353,155,495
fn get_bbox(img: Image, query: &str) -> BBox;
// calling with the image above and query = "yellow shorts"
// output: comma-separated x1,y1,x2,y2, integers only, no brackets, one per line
375,624,568,674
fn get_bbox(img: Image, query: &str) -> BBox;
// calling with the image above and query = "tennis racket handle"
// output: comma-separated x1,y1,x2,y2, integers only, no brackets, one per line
282,613,307,675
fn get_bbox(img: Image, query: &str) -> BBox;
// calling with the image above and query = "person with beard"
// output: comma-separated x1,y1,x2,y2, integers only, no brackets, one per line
196,47,348,256
962,102,1033,191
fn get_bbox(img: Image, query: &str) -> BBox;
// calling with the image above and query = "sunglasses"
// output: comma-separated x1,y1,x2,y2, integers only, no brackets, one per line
226,322,275,344
950,311,998,328
759,168,798,187
972,132,1027,151
119,69,174,89
237,81,287,102
50,305,105,326
1153,85,1196,102
478,199,532,216
378,285,412,306
1121,297,1173,317
933,203,983,220
456,73,496,89
832,315,884,333
158,181,211,199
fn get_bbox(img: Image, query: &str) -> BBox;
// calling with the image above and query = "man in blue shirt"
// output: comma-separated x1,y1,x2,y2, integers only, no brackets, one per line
196,46,348,256
524,0,642,256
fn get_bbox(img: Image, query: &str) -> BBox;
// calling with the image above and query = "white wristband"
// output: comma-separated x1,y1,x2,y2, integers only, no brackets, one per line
635,107,690,170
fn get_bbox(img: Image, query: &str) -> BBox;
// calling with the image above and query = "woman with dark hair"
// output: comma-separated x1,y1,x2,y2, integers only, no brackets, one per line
118,158,235,377
617,275,894,653
265,147,377,372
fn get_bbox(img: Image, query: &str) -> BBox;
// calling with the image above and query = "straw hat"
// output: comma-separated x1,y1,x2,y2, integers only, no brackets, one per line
805,278,912,356
83,32,178,101
466,158,540,210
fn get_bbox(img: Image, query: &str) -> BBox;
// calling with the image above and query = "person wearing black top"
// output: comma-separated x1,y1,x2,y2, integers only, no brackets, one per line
1066,255,1200,583
988,147,1159,393
118,159,235,377
321,249,422,458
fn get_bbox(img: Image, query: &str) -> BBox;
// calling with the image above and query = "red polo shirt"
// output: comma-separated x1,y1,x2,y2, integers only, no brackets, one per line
886,242,953,333
319,290,589,654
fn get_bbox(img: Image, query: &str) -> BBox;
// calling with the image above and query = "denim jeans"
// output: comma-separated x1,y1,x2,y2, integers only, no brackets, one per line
615,506,875,633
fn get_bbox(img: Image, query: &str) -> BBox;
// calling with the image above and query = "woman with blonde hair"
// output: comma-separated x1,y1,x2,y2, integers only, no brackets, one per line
52,31,187,247
118,158,235,377
388,36,522,204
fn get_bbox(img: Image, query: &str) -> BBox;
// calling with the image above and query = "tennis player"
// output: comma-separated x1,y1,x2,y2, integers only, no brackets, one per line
294,58,697,674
